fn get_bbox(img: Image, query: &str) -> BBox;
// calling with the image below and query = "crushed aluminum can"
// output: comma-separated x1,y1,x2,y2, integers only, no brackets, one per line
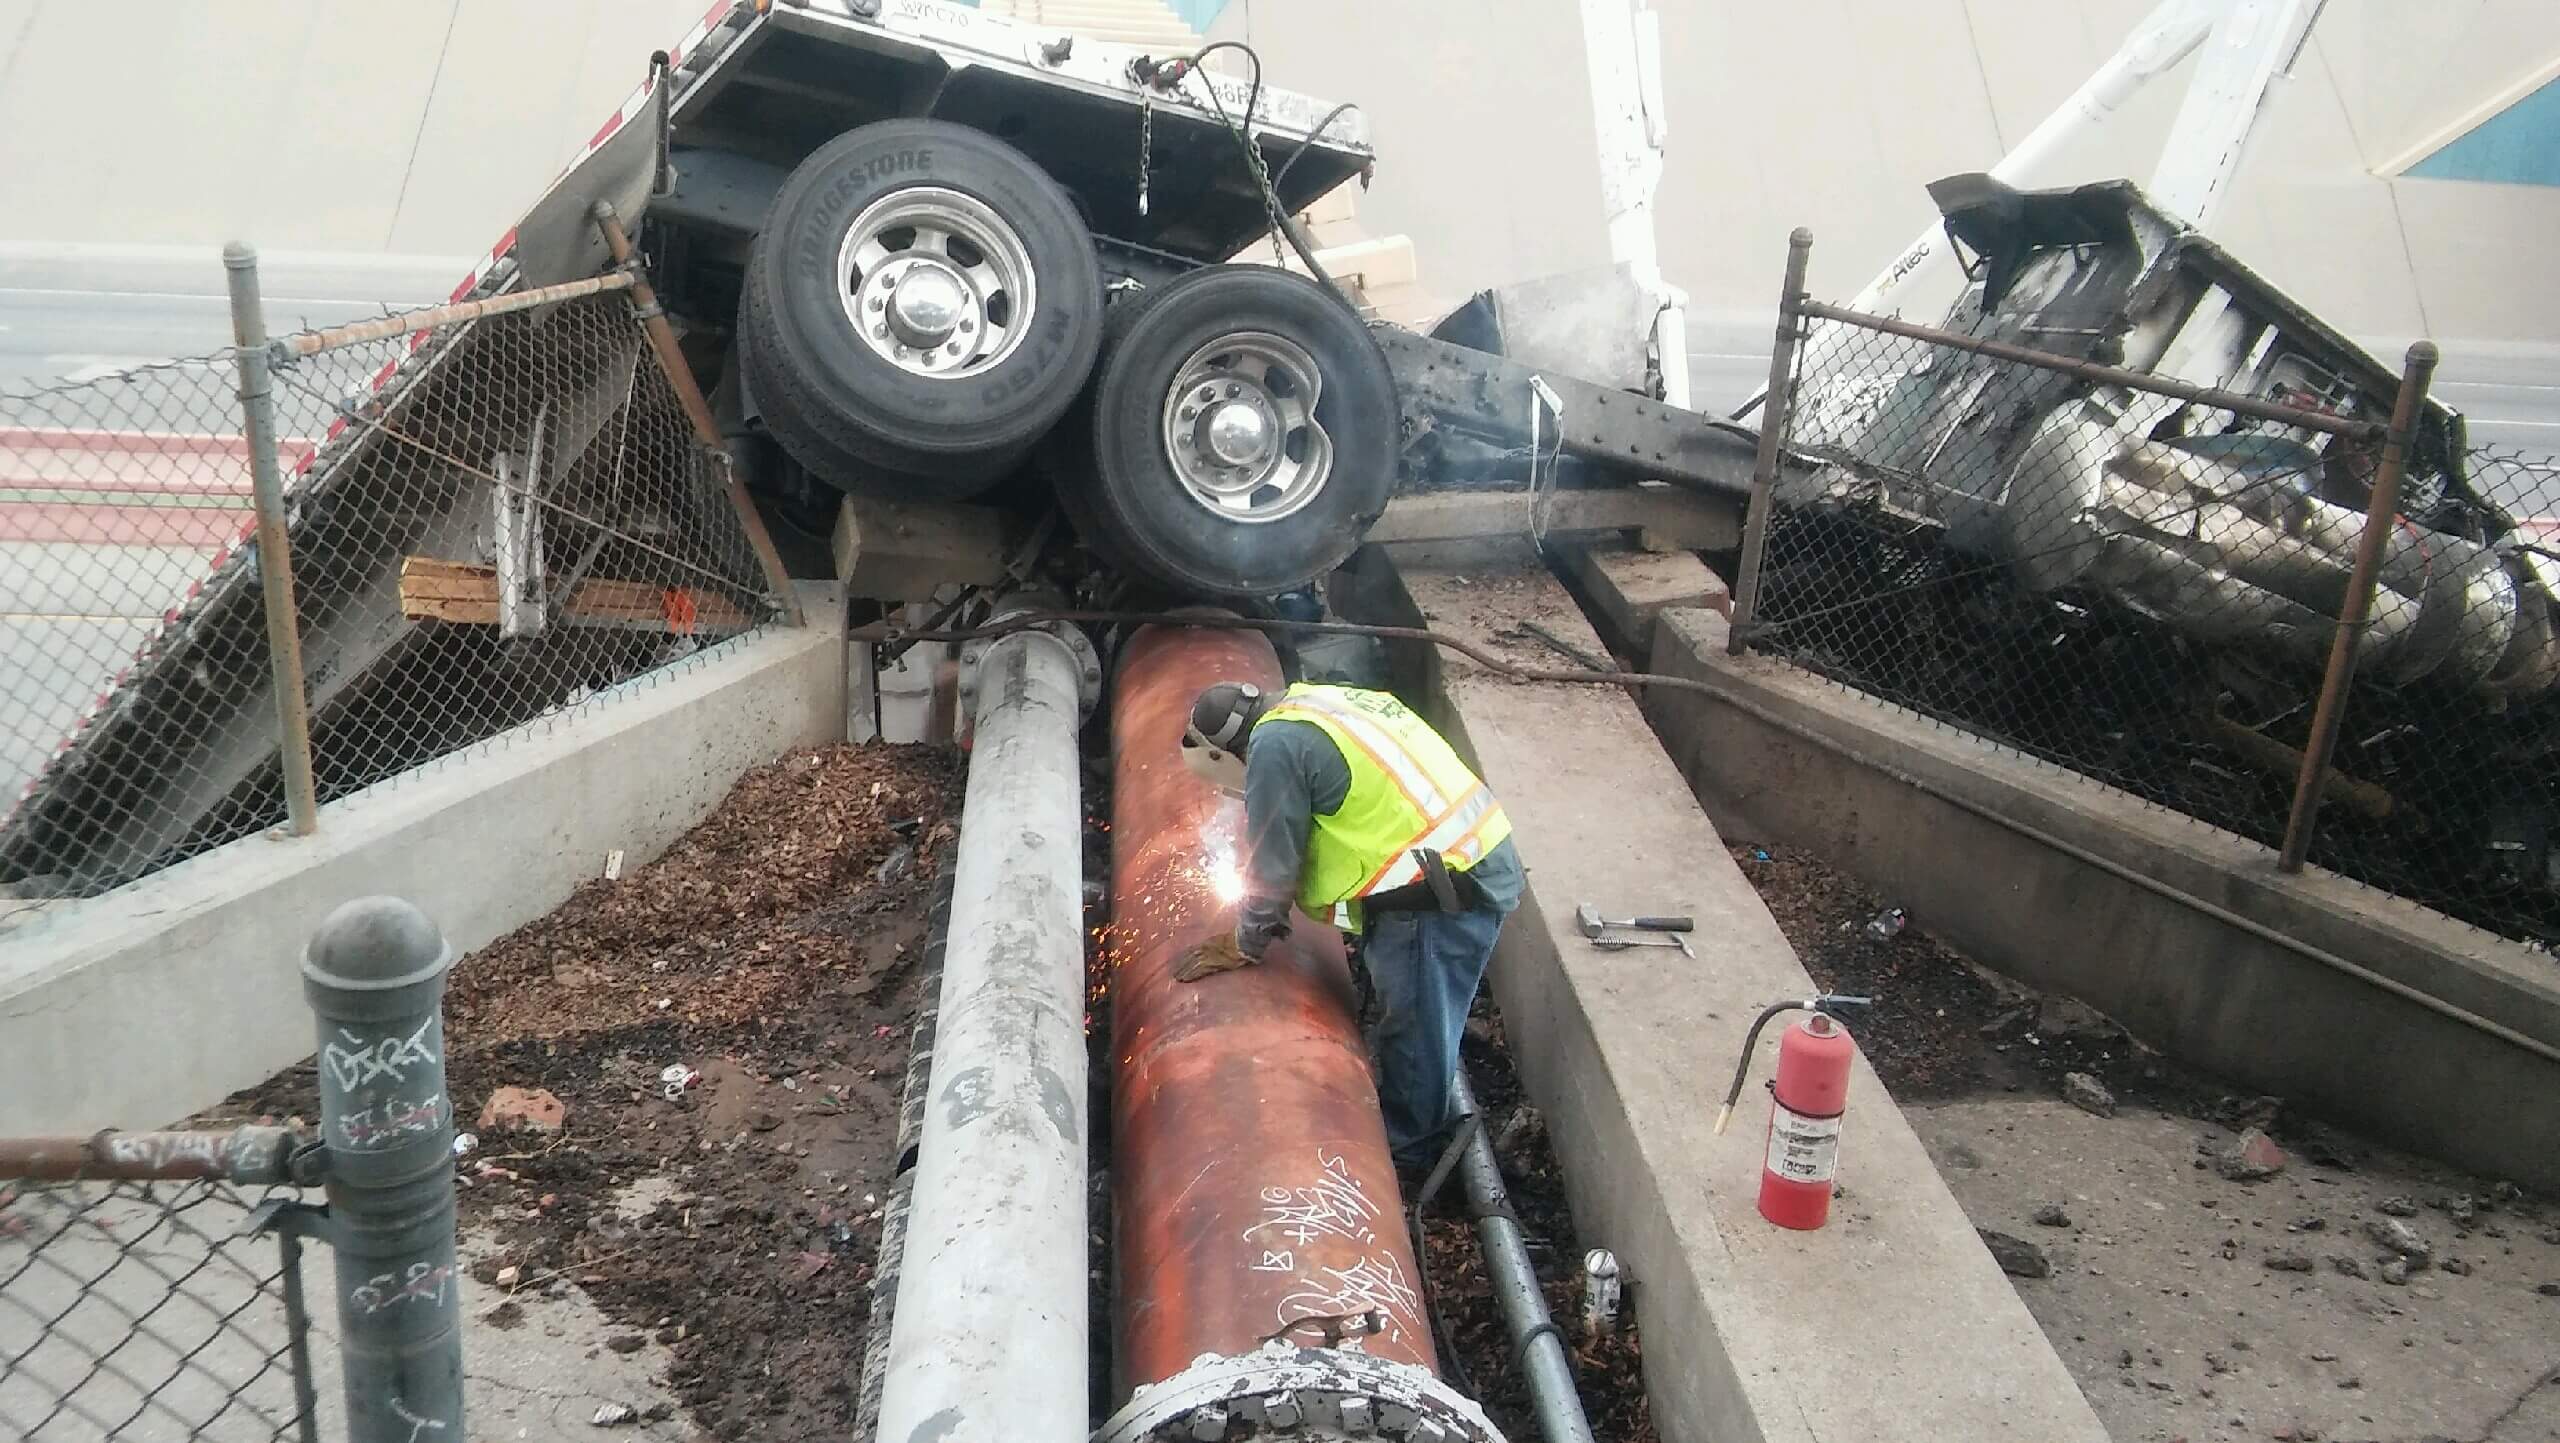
1580,1248,1622,1338
1863,906,1908,942
452,1132,478,1159
660,1064,702,1102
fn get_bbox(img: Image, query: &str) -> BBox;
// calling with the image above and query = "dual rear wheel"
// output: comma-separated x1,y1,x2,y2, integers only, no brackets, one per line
740,120,1396,599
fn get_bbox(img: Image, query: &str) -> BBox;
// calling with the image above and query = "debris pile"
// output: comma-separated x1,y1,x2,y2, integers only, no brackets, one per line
215,743,961,1442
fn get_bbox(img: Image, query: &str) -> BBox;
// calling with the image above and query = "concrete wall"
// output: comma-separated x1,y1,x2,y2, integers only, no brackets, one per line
4,0,2545,351
0,592,845,1136
1642,606,2560,1192
0,0,710,260
1211,0,2560,357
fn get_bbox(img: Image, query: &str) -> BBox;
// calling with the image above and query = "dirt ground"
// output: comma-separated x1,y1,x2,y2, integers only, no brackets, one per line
1732,839,2560,1443
205,735,1651,1443
213,743,962,1443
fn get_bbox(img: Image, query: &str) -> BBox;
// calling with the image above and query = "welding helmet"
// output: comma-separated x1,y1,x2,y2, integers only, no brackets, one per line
1181,682,1264,797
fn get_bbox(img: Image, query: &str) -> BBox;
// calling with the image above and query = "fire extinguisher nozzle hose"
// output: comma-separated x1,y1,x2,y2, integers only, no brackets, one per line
1719,999,1806,1129
1720,994,1878,1134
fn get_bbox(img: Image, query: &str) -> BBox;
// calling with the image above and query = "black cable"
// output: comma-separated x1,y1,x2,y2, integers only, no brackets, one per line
1512,1320,1568,1372
1185,40,1337,287
1269,100,1362,195
1714,1000,1802,1135
1182,39,1263,133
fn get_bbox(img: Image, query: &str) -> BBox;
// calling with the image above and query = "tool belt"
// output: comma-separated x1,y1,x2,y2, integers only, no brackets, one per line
1362,848,1486,917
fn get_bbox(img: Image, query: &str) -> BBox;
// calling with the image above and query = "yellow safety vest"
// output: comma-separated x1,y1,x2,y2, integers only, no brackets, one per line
1255,683,1513,917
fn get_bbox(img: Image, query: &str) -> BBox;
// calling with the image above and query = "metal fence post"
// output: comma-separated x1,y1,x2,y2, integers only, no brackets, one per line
304,897,465,1443
2277,341,2440,873
1729,227,1814,656
225,243,322,836
590,201,806,628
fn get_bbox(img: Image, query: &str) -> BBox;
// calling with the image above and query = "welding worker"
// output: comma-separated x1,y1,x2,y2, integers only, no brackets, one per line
1178,680,1523,1173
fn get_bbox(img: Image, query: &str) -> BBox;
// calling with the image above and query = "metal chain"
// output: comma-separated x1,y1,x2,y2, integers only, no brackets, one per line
1137,95,1152,219
1240,118,1290,267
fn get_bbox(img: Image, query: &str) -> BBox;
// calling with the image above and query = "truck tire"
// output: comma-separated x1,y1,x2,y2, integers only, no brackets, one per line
1056,265,1397,598
739,120,1103,499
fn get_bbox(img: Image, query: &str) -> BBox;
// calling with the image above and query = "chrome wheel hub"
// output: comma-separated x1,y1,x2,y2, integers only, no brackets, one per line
836,186,1036,380
1160,331,1333,524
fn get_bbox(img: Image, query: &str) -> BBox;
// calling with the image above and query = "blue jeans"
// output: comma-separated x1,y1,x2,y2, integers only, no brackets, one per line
1364,902,1508,1168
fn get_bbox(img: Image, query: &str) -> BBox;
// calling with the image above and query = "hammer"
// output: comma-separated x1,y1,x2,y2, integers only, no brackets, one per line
1576,903,1696,958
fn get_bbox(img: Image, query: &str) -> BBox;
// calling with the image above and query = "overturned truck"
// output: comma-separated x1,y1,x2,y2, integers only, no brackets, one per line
0,0,1759,897
1777,176,2560,919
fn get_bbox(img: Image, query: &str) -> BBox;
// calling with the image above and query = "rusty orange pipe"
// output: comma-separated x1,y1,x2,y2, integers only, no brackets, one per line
1107,623,1435,1394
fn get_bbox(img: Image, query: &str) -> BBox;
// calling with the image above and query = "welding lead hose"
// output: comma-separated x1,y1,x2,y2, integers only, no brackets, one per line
1449,1069,1597,1443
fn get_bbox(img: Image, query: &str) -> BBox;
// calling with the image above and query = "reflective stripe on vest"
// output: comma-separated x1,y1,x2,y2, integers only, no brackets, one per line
1273,687,1451,818
1257,683,1513,912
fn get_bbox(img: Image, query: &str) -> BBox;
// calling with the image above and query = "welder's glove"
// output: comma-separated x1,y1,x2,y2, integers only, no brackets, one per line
1173,911,1291,983
1236,902,1292,961
1174,929,1257,983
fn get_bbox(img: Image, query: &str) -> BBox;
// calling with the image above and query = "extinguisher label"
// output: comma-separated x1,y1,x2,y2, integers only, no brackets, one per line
1766,1102,1842,1184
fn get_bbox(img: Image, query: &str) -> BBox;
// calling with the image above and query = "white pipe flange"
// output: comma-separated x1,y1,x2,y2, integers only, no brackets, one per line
1095,1343,1507,1443
960,599,1102,724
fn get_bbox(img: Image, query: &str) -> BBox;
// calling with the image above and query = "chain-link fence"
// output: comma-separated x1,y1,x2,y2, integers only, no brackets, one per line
1,254,790,900
1,1170,318,1443
1736,250,2560,948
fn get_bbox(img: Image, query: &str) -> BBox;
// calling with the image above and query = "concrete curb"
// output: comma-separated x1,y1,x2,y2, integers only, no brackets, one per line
0,586,845,1135
1337,549,2107,1443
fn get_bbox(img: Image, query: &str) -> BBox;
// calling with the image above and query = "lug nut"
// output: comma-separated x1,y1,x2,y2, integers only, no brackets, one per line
873,325,889,339
1178,405,1197,420
869,296,885,312
1224,383,1241,398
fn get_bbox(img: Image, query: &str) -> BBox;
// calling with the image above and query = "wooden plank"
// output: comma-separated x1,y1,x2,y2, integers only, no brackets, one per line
831,496,1012,602
399,557,749,633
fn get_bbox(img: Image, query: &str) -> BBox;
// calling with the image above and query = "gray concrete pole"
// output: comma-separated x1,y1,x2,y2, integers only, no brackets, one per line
873,614,1097,1443
304,897,464,1443
224,243,321,835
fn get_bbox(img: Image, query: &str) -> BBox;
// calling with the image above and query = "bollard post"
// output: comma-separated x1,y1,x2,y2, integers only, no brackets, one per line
304,897,464,1443
1729,227,1814,656
2277,341,2440,874
225,243,321,836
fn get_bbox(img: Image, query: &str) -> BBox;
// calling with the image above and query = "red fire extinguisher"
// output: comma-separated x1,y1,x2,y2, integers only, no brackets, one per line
1716,994,1872,1230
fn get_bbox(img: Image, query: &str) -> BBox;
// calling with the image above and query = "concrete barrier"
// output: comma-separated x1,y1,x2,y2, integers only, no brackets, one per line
1334,548,2107,1443
0,584,846,1136
1643,606,2560,1192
